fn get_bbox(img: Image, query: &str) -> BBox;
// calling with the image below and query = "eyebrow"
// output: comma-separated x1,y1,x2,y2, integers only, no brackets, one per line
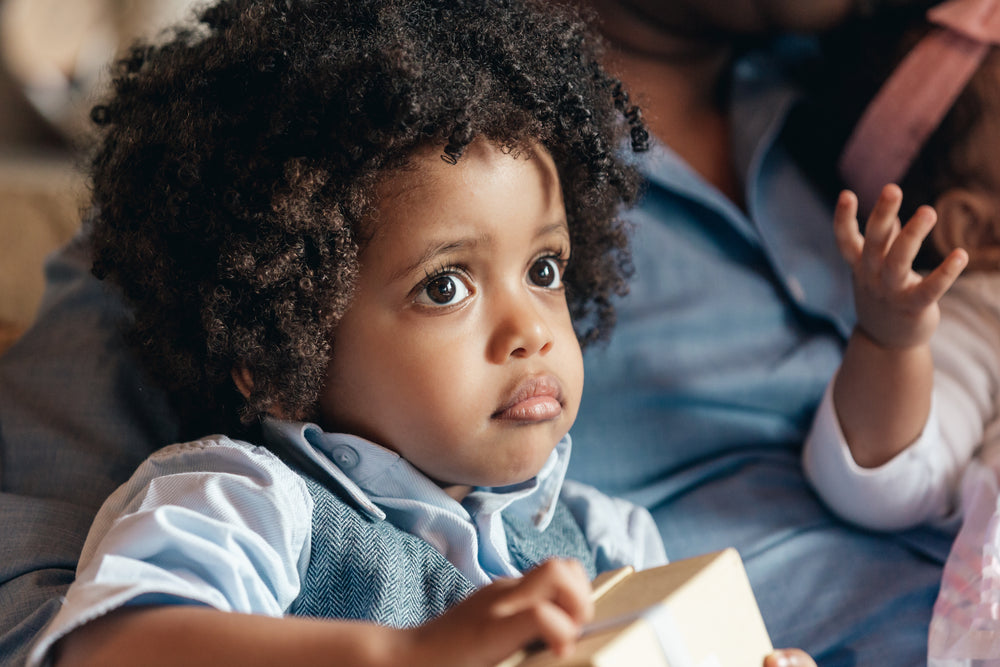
389,219,569,284
389,235,488,283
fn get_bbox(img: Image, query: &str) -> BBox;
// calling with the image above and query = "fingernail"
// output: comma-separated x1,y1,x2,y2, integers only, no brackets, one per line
772,652,797,667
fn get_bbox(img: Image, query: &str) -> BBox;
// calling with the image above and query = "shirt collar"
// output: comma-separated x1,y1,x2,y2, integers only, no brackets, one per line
469,434,570,531
261,418,571,530
729,51,800,195
261,419,386,520
636,47,799,228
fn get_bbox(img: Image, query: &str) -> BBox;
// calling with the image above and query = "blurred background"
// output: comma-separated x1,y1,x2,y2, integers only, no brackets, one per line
0,0,197,346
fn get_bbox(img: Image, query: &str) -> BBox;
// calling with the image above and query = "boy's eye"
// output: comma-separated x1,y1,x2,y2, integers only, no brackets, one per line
528,257,563,289
416,273,472,306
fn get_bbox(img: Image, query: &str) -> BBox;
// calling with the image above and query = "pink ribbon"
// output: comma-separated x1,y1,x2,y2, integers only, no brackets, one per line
838,0,1000,213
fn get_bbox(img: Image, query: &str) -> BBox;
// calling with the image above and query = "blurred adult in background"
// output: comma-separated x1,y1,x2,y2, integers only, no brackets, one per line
568,1,949,665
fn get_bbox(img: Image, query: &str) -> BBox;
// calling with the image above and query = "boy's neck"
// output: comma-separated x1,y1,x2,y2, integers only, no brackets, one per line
443,484,474,501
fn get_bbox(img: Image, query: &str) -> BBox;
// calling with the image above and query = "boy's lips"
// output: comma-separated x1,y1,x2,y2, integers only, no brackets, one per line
492,374,564,423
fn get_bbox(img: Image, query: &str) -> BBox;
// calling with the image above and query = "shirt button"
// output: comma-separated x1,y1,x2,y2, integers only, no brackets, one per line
787,276,806,302
331,444,360,470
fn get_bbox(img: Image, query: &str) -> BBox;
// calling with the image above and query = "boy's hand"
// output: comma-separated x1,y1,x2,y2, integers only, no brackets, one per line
833,185,967,350
403,558,594,667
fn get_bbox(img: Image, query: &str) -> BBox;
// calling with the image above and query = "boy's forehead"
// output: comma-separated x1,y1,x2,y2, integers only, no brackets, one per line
377,139,560,202
366,139,566,242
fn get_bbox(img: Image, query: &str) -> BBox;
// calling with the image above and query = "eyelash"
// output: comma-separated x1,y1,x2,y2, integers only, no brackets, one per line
538,249,570,275
419,262,468,288
411,263,472,307
411,247,571,305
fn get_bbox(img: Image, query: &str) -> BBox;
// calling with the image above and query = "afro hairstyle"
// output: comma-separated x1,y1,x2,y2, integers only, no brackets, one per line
89,0,648,435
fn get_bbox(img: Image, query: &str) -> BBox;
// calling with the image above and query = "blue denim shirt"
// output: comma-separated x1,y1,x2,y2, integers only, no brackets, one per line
569,51,958,664
571,52,853,502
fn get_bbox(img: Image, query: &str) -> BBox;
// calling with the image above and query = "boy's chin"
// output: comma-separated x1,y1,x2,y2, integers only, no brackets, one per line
485,443,565,489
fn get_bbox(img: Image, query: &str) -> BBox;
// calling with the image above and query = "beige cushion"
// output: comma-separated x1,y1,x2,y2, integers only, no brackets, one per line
0,155,85,328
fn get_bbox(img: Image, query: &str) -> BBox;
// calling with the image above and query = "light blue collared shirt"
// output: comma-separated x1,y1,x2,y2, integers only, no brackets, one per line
28,423,665,666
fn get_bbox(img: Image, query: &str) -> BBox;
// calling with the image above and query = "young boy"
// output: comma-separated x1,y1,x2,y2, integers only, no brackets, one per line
21,0,822,664
28,0,665,664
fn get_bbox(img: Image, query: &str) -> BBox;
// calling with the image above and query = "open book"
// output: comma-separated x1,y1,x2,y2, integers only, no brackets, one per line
497,548,773,667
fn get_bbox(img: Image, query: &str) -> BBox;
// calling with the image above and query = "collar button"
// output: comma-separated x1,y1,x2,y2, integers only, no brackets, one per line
330,444,360,470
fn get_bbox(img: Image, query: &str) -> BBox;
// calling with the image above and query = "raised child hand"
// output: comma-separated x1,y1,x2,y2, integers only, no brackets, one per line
402,558,594,667
833,185,967,350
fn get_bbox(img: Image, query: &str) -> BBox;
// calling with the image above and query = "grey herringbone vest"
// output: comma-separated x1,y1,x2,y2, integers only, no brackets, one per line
289,474,598,626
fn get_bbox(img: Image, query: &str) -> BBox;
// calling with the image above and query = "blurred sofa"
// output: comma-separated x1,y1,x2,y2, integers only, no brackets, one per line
0,0,200,356
0,155,84,354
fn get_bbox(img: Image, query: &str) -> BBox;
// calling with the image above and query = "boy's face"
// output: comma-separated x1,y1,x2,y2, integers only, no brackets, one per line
317,140,583,497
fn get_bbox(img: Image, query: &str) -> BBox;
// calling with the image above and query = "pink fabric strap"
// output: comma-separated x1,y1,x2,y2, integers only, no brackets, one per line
838,0,1000,212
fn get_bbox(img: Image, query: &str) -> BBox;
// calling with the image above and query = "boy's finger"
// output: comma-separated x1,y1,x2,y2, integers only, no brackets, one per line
492,559,593,624
883,205,937,287
832,190,864,265
463,600,578,666
861,184,903,269
516,601,582,658
912,248,968,307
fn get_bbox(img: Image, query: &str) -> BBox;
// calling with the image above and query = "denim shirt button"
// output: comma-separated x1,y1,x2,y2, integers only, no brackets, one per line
787,276,806,302
331,444,360,470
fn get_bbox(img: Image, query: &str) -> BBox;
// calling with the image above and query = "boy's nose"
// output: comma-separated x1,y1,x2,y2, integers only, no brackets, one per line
487,291,554,363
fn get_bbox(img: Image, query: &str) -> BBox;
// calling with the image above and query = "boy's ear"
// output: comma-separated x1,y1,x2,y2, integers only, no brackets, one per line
230,366,291,420
231,366,254,400
933,187,1000,270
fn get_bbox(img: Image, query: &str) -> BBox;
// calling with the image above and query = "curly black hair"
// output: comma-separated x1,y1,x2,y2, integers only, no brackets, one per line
88,0,647,435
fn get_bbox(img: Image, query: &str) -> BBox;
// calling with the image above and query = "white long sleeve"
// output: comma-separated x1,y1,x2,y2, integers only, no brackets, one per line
803,273,1000,530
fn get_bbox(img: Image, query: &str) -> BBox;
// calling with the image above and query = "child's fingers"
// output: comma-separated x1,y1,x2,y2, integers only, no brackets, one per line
475,560,592,661
912,248,968,307
882,205,937,287
832,190,864,265
415,562,591,666
417,588,579,667
492,559,593,624
499,599,583,658
860,184,903,271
